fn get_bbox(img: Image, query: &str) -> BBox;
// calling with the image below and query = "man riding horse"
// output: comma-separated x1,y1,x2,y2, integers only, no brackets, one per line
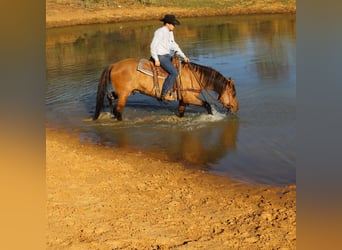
150,14,190,101
93,15,238,121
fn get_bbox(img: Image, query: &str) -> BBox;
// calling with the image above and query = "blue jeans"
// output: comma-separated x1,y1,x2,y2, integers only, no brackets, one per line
158,54,178,96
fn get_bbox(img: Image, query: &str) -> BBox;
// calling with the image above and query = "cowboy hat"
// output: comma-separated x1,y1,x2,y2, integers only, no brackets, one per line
160,14,180,25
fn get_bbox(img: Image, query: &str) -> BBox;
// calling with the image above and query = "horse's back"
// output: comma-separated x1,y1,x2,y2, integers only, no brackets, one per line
109,58,139,77
112,58,139,68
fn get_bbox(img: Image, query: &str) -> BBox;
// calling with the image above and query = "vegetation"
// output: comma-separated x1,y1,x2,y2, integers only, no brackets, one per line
70,0,295,9
46,0,296,28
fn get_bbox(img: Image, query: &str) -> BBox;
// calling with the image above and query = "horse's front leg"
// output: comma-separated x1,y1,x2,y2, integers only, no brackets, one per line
203,102,213,115
176,100,186,117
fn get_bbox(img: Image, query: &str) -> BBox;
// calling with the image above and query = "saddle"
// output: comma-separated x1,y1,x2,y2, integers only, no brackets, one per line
137,54,182,100
137,58,169,79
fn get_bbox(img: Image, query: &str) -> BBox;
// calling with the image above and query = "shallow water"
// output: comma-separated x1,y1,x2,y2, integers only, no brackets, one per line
46,14,296,186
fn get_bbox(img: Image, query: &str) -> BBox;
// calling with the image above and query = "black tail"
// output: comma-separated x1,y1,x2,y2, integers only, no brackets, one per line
93,65,112,120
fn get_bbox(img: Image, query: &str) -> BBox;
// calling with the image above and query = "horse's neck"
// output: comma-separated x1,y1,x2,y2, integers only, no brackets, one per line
183,63,209,89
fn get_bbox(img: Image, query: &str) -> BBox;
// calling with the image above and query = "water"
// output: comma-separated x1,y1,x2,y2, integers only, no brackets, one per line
46,14,296,187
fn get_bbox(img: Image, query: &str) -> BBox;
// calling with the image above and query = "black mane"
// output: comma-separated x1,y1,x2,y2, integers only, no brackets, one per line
185,62,231,94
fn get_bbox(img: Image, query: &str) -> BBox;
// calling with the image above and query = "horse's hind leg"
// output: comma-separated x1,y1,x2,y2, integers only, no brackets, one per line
114,94,129,121
107,91,117,117
113,108,121,121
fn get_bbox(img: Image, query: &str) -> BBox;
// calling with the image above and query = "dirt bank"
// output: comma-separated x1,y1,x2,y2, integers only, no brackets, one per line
46,0,296,28
46,129,296,249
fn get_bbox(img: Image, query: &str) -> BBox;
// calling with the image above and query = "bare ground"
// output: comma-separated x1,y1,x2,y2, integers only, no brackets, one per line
47,129,296,249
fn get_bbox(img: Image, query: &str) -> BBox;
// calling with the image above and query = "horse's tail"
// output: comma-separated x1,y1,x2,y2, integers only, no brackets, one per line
93,65,112,120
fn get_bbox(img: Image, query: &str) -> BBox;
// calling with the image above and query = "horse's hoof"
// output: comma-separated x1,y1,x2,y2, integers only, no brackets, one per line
175,111,184,118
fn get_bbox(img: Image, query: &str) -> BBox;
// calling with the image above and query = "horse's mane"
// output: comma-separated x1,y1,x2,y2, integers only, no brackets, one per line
184,62,233,95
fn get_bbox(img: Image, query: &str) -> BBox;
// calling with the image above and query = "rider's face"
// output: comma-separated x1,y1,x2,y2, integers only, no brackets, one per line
166,23,175,31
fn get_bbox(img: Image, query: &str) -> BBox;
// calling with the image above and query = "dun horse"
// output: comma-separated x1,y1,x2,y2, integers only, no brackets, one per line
93,56,238,121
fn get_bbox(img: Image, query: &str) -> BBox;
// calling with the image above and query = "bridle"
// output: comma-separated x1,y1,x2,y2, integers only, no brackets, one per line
225,79,235,109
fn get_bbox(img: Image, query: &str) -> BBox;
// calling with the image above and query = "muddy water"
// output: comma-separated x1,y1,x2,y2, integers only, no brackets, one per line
46,14,296,186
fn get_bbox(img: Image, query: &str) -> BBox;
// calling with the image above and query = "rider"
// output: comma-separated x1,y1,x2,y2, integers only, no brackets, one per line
150,14,190,100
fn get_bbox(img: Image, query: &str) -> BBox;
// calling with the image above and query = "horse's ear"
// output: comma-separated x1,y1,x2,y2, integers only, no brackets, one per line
226,77,234,86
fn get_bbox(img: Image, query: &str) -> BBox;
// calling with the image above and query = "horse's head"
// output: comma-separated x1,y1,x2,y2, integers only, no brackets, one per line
219,78,239,113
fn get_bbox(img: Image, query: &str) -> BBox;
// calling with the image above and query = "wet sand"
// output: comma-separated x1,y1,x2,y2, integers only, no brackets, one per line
46,128,296,249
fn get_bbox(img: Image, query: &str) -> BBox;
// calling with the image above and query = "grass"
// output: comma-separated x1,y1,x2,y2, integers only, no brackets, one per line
74,0,295,9
135,0,238,8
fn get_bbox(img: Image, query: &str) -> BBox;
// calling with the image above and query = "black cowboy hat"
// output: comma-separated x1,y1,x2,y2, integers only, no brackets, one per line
160,14,180,25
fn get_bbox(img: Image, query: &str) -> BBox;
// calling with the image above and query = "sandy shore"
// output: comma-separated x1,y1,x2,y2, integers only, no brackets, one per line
46,128,296,249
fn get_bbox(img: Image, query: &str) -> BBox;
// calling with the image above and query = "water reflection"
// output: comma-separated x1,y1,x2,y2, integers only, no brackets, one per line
90,114,239,168
172,119,239,167
46,14,296,82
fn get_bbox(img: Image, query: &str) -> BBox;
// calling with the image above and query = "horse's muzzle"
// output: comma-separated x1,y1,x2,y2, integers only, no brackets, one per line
226,104,239,114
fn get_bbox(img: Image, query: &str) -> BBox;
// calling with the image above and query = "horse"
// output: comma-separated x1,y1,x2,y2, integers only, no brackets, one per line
93,56,238,121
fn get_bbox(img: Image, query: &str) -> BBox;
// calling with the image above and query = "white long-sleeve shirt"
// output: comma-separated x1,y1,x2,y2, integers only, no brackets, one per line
150,26,186,61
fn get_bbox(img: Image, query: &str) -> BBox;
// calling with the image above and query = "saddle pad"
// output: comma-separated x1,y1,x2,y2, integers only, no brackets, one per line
137,59,168,79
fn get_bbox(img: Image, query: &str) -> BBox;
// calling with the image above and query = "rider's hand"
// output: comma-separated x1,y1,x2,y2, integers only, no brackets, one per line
183,56,190,63
155,60,160,67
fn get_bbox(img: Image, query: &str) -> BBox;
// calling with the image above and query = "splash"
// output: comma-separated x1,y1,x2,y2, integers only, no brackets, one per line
193,105,227,122
98,112,114,120
85,106,229,131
